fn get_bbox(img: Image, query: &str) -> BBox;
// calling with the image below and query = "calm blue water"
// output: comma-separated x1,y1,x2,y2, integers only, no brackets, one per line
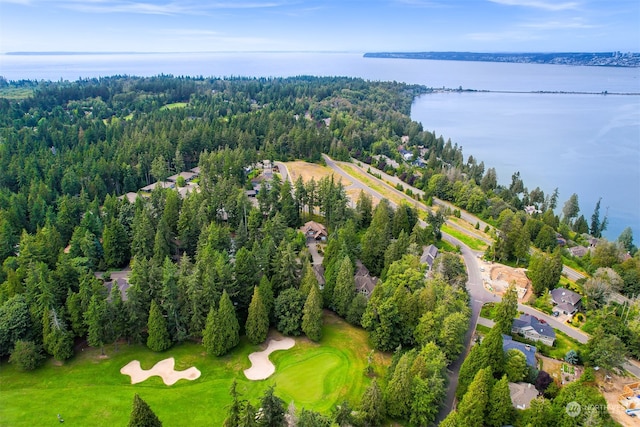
1,52,639,240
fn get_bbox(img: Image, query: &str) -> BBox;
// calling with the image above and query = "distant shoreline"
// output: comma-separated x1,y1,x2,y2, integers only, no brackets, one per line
430,88,640,96
364,51,640,68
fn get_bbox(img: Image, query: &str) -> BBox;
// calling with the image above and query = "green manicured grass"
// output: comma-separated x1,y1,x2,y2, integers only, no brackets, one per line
0,312,386,426
160,102,188,110
475,324,493,336
441,224,488,251
480,302,497,320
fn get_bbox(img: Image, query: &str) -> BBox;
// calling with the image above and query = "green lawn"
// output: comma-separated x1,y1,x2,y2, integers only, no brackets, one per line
441,224,488,251
160,102,188,110
0,312,386,426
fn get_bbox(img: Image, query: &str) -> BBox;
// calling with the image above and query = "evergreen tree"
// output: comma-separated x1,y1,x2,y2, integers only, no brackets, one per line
456,343,483,400
258,275,274,325
224,379,244,427
257,386,285,427
128,393,162,427
456,367,493,427
385,350,415,419
479,327,505,378
234,246,259,311
302,283,323,341
85,294,108,355
218,290,240,354
202,306,220,355
103,218,130,268
494,283,518,334
505,349,528,382
146,300,171,352
332,255,355,317
299,260,319,298
246,286,269,345
361,199,392,276
487,375,515,427
360,379,385,427
410,373,445,427
345,293,368,326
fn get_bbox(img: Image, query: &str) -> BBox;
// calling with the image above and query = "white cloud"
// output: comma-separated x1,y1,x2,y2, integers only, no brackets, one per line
466,29,543,42
25,0,288,15
521,18,597,29
394,0,452,7
488,0,579,11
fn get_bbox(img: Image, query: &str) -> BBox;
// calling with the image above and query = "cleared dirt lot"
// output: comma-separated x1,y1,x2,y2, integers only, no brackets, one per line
285,161,351,186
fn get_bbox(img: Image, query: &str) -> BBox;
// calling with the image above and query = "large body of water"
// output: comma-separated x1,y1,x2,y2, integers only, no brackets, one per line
1,52,639,240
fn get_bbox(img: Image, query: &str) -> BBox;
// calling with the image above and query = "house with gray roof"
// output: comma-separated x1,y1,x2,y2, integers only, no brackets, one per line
420,244,439,270
355,260,378,298
551,287,582,315
512,314,556,346
502,334,537,367
509,382,539,410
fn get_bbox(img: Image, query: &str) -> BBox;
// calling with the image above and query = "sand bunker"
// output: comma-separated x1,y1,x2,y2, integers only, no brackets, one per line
244,337,295,380
121,357,201,386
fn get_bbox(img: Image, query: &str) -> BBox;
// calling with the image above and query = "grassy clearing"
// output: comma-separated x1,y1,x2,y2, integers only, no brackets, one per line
448,217,493,243
339,163,405,205
0,312,385,426
0,87,34,99
480,302,497,320
441,224,488,251
160,102,188,110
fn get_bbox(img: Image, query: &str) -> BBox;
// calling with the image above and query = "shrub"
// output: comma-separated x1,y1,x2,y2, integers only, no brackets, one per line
9,340,45,371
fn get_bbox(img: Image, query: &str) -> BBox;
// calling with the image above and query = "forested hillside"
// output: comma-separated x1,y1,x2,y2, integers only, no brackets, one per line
0,75,637,425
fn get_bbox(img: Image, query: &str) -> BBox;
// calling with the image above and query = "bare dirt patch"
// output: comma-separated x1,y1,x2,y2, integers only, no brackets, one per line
286,161,351,186
121,357,201,386
481,262,531,300
595,371,640,426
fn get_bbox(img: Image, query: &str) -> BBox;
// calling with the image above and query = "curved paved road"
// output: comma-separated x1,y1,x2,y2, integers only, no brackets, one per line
300,156,638,419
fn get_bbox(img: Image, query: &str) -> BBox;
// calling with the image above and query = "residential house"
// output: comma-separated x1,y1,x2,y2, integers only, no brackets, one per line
355,260,378,298
567,245,589,258
140,181,174,192
167,171,198,183
551,288,582,315
524,205,542,215
399,149,413,161
511,314,556,346
420,244,439,271
119,192,139,204
190,166,201,176
509,382,539,410
301,221,328,242
502,334,537,367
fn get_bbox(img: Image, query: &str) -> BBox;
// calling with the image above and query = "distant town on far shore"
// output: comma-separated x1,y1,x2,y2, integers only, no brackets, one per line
364,51,640,68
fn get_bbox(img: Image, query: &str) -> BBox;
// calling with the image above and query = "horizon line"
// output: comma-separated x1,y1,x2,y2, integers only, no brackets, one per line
4,50,639,56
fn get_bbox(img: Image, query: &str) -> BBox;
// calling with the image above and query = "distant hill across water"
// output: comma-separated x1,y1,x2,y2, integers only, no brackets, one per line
363,51,640,67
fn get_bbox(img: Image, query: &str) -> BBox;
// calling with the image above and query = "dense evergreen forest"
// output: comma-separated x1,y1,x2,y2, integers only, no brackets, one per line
0,75,637,426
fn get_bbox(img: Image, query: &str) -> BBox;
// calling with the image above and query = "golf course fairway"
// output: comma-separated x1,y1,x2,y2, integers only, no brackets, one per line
0,312,389,425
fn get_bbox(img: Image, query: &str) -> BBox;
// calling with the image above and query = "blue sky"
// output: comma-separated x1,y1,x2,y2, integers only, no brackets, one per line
0,0,638,53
